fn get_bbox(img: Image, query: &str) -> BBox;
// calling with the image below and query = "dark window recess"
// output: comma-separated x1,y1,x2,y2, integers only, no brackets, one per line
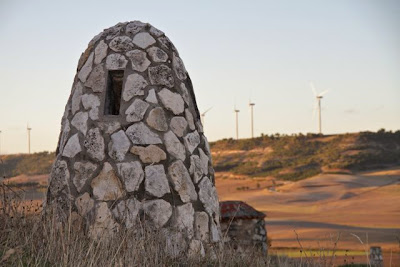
104,70,124,115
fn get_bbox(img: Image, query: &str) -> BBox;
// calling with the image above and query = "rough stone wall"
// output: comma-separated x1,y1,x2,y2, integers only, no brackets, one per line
45,21,221,255
220,218,267,253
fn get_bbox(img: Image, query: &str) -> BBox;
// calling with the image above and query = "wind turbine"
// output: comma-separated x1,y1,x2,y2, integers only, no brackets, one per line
201,107,213,130
0,130,2,155
234,106,240,140
27,123,32,154
249,100,255,138
310,82,329,134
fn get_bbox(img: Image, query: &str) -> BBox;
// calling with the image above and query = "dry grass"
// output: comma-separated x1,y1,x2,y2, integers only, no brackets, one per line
0,182,325,267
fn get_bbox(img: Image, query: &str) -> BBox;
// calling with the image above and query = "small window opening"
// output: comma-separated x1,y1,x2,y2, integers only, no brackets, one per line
104,70,124,115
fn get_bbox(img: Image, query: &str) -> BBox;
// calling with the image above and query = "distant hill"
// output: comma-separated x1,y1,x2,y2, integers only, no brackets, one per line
0,151,55,178
1,130,399,181
211,129,400,181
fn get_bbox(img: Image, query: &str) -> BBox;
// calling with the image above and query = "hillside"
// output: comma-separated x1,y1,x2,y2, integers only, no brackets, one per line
0,151,54,178
211,130,400,181
1,130,399,181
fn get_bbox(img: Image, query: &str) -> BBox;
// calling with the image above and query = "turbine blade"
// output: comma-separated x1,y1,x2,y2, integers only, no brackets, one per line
310,81,317,96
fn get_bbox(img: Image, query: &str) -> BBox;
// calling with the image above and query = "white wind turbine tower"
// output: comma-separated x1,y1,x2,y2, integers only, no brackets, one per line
27,123,32,154
249,100,255,138
201,107,212,131
0,130,2,155
310,82,329,134
234,106,240,140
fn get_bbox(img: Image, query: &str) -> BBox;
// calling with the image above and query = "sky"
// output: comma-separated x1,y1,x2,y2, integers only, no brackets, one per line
0,0,399,154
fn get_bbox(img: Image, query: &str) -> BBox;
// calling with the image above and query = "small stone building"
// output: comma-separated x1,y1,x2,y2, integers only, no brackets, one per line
369,246,383,266
45,20,221,255
220,201,268,253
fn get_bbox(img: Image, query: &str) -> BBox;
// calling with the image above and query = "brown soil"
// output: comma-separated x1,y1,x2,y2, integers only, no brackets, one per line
216,167,400,253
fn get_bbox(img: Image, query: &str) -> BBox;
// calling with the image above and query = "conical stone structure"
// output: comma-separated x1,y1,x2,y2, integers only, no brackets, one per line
46,21,221,254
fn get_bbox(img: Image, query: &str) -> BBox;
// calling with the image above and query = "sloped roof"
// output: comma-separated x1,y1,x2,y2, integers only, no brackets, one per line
220,201,266,220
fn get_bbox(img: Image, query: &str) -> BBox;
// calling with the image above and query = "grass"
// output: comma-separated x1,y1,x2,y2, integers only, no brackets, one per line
1,180,327,267
0,151,54,177
338,264,368,267
211,130,400,181
5,181,40,188
274,250,367,258
1,176,386,266
1,130,399,183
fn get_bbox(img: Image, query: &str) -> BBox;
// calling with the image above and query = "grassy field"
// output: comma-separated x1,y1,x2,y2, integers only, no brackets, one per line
216,168,400,266
0,183,328,267
2,169,399,265
1,130,399,182
0,151,54,178
1,130,399,265
211,130,400,181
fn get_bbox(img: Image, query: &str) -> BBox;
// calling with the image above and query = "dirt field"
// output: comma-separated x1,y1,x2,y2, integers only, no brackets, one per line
216,168,400,264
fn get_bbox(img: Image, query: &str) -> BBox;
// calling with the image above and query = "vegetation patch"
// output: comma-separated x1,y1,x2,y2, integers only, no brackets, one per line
1,130,399,183
211,130,400,181
5,181,39,188
0,185,321,267
0,151,54,178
